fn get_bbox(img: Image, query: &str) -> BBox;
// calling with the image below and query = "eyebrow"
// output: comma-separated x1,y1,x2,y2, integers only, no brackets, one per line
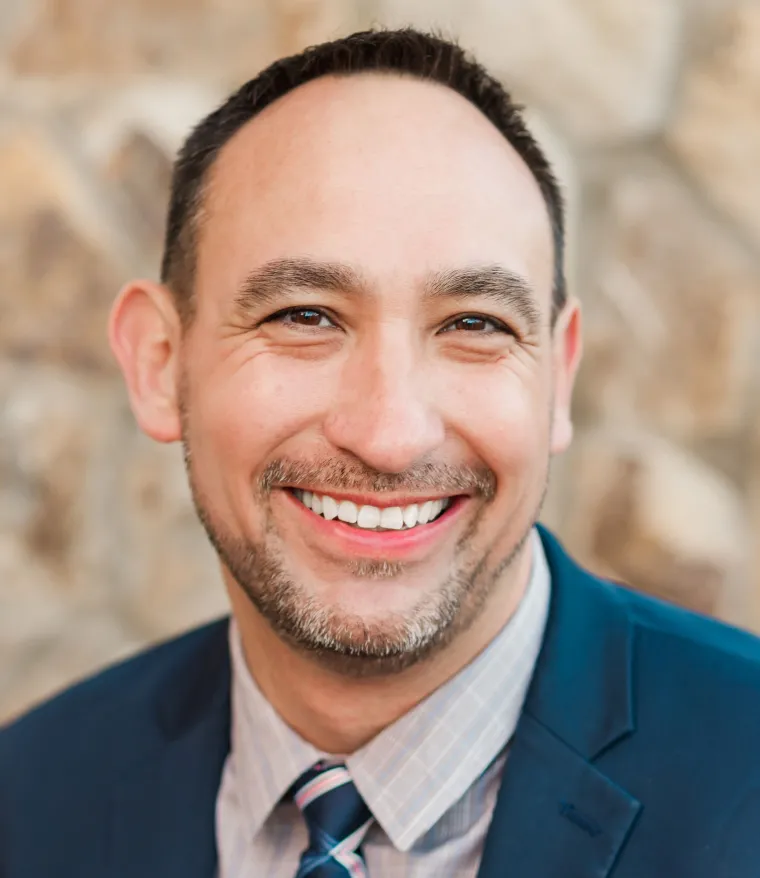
423,266,543,332
234,257,543,332
234,258,367,311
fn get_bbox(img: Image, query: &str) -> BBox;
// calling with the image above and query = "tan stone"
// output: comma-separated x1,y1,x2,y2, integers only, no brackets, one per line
0,361,227,723
666,1,760,250
521,110,580,293
375,0,682,142
78,81,229,271
0,537,71,654
562,430,751,624
81,81,226,160
1,0,760,716
575,154,759,442
10,0,264,78
0,124,129,370
8,0,366,81
272,0,368,56
104,130,173,268
0,0,26,56
0,363,118,598
116,431,228,639
0,364,132,723
0,210,121,370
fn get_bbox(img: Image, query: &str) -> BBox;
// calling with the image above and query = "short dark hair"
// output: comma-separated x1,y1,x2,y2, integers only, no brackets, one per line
161,28,566,326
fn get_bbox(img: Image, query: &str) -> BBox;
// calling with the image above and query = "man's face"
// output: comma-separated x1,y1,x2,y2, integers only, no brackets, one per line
172,74,577,671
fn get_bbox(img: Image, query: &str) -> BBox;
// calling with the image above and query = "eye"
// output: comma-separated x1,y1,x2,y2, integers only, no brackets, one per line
440,314,511,334
265,307,336,329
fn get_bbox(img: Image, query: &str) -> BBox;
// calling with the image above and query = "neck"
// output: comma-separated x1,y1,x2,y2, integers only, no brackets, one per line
227,542,534,754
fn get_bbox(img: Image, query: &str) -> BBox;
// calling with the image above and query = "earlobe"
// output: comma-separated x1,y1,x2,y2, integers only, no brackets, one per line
108,280,183,444
550,414,574,455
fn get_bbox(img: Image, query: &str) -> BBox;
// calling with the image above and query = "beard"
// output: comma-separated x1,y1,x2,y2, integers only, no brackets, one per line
181,411,547,677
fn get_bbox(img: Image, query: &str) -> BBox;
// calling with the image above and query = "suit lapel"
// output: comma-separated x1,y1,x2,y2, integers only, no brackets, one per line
477,715,641,877
105,529,640,877
477,527,642,878
109,622,232,878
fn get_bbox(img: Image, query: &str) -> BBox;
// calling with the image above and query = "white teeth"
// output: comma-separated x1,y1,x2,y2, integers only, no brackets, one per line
357,505,381,528
379,506,405,530
337,500,359,524
321,495,339,520
417,500,434,524
295,490,451,530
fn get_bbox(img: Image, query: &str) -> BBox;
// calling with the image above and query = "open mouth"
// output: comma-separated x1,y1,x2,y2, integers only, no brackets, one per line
290,488,453,532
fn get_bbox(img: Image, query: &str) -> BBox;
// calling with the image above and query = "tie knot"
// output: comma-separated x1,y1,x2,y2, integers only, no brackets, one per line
290,761,374,876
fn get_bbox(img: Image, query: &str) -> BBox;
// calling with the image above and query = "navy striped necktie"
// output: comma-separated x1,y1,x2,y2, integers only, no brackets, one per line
290,760,374,877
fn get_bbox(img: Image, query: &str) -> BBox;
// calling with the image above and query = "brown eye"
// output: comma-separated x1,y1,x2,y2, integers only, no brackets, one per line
287,309,323,326
269,308,334,328
442,315,505,334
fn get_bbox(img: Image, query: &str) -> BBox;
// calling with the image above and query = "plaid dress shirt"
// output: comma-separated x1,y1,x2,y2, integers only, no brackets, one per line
216,528,550,877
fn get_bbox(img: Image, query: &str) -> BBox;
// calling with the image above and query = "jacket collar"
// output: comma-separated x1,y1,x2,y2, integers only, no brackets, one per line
477,525,641,877
109,620,231,878
109,526,640,877
525,525,635,757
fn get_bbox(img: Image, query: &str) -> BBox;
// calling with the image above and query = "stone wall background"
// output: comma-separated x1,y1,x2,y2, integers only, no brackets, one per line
1,0,758,723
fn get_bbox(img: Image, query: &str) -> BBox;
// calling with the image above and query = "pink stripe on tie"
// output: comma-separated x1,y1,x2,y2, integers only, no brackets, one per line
332,850,367,878
332,817,373,856
294,765,351,811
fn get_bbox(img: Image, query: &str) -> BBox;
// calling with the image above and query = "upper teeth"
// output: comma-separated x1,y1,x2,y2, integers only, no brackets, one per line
296,491,451,530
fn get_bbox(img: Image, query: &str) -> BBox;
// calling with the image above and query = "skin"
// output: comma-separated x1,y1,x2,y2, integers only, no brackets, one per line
109,72,582,754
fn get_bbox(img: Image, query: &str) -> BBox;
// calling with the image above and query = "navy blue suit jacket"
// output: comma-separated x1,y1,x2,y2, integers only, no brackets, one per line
3,527,760,877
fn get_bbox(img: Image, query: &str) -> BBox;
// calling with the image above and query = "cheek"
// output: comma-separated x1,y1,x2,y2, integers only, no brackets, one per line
443,365,552,471
189,353,337,467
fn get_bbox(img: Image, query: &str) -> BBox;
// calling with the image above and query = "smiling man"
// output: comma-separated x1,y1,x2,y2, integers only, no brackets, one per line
2,28,760,878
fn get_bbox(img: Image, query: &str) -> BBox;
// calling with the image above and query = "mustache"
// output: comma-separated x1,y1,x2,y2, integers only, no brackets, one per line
259,458,496,500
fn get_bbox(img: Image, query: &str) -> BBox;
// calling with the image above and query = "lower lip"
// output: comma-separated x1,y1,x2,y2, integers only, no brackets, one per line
282,490,470,559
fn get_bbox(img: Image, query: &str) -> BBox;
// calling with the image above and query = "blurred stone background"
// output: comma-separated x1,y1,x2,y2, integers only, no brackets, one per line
1,0,759,723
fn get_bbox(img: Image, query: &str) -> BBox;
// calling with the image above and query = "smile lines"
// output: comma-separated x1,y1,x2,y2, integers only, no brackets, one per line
293,489,452,531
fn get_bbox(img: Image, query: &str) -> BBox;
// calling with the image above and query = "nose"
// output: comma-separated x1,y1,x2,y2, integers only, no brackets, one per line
323,326,446,474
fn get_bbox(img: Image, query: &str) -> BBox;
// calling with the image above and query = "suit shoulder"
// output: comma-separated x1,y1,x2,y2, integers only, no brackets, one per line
615,583,760,683
0,619,230,875
0,617,229,768
542,524,760,675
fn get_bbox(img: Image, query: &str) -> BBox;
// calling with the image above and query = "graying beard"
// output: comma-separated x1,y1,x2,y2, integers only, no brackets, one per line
188,470,536,677
179,403,544,676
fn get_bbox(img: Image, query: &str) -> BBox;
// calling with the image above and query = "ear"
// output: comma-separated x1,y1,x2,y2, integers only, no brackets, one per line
108,280,183,443
549,297,583,455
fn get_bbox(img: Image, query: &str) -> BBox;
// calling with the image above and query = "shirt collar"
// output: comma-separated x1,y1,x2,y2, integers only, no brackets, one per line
227,527,550,851
227,623,321,837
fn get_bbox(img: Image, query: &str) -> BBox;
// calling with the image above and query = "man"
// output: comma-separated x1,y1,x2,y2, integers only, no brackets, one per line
1,27,759,878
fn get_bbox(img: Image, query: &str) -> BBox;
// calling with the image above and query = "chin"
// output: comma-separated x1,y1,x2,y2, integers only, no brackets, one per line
302,572,436,619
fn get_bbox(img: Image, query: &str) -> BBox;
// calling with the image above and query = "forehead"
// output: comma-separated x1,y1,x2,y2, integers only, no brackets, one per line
196,73,554,308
